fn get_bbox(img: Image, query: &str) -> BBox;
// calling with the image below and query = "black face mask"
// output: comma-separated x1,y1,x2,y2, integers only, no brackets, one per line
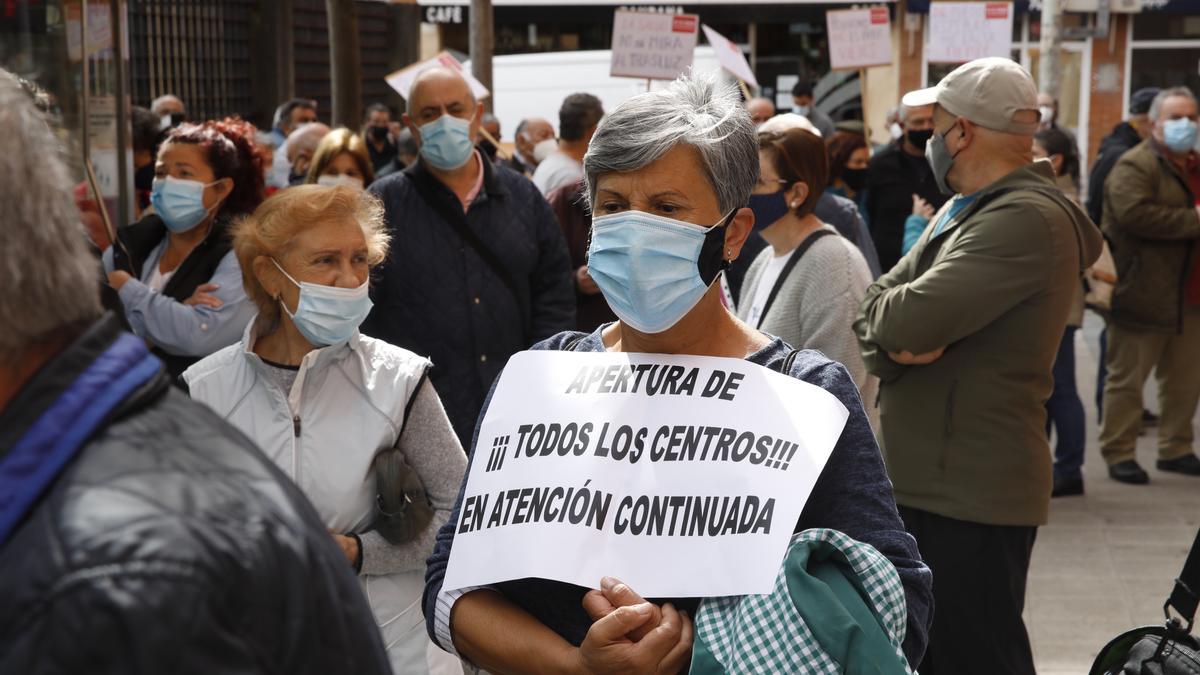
134,162,156,192
906,129,934,151
842,168,868,192
370,125,390,142
696,212,736,285
478,139,498,160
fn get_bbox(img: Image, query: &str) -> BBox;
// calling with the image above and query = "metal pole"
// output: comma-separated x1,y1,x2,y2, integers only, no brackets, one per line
112,0,131,229
470,0,494,112
81,0,92,173
1038,0,1063,102
326,0,363,128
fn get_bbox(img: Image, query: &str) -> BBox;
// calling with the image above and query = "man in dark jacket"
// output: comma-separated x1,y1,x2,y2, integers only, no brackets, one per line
0,71,390,673
1099,86,1200,485
1086,87,1159,224
866,100,949,272
365,67,575,449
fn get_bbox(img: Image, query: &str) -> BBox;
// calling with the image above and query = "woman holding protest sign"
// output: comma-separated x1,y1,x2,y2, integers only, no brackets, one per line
423,73,932,673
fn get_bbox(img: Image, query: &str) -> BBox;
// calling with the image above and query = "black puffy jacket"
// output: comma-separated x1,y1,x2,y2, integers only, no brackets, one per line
0,315,391,674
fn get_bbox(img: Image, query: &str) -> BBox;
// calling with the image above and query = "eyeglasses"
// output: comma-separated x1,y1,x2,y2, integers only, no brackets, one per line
755,177,788,190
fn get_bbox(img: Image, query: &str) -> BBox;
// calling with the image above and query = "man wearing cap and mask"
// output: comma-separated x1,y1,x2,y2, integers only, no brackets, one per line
866,98,950,272
854,58,1102,674
364,67,575,450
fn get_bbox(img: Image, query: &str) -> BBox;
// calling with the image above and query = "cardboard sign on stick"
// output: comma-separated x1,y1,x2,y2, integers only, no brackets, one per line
385,51,491,101
826,7,894,70
610,10,699,81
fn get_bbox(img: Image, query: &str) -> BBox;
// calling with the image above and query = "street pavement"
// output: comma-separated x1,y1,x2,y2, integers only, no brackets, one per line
1026,313,1200,674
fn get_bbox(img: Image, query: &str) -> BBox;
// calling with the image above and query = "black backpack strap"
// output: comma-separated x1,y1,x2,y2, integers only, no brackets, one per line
1168,528,1200,630
403,165,527,326
757,229,835,328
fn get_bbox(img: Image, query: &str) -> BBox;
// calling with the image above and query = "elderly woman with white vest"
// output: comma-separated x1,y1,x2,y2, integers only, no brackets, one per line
183,185,467,675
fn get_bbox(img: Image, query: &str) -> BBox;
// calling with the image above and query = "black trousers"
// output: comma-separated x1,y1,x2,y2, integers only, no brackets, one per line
898,506,1039,675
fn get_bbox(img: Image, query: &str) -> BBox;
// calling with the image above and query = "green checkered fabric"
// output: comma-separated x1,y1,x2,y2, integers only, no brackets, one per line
690,529,912,674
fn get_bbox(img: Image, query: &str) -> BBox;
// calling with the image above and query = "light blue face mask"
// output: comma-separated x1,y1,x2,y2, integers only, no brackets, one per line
587,209,731,334
151,177,221,233
1163,117,1199,154
273,260,373,347
418,114,475,170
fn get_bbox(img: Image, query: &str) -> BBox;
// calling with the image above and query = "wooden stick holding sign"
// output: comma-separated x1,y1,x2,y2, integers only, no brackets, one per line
477,126,511,161
737,79,753,102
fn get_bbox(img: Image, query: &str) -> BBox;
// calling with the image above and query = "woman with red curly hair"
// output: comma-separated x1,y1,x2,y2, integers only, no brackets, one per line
104,117,266,377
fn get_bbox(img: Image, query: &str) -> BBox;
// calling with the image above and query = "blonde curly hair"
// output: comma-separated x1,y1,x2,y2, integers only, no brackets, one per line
231,185,390,326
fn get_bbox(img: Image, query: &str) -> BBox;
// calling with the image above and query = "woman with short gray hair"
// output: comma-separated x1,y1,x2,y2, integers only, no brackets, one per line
422,73,931,672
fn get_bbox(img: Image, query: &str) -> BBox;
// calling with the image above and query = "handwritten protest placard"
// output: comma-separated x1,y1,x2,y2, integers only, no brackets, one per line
610,10,699,81
441,351,849,598
928,2,1014,64
826,7,893,71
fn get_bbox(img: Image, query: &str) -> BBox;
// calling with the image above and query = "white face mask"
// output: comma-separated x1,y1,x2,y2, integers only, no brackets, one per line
1039,106,1054,124
532,138,558,164
316,174,365,190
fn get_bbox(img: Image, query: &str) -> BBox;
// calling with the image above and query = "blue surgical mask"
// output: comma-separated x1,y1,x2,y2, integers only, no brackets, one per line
418,114,475,170
273,260,373,347
1163,118,1199,154
587,210,731,334
793,105,810,116
747,192,789,230
151,177,221,233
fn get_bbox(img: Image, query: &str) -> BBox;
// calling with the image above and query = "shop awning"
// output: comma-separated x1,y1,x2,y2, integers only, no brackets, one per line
405,0,891,5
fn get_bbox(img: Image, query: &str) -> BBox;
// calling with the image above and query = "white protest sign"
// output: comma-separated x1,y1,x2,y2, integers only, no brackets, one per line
610,10,699,81
928,2,1014,64
701,25,757,88
442,351,849,598
385,51,491,101
826,7,894,71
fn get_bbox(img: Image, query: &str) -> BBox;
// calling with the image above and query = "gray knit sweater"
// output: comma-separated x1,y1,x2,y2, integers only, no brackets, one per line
737,225,880,432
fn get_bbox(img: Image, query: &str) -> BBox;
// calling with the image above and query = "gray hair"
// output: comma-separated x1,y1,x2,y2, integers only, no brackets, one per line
150,94,184,116
0,70,101,357
1150,87,1198,122
583,72,758,215
286,122,331,162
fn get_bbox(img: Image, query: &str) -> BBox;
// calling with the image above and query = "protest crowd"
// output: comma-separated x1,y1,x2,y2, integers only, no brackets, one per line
4,25,1200,675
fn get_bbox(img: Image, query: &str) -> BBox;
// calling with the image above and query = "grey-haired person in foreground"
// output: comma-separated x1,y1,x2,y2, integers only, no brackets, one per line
0,69,391,674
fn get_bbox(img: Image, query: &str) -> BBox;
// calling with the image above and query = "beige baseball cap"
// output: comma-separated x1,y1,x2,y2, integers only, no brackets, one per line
902,57,1039,135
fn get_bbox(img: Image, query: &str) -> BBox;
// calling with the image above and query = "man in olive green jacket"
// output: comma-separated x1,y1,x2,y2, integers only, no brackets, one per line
854,58,1102,675
1098,86,1200,484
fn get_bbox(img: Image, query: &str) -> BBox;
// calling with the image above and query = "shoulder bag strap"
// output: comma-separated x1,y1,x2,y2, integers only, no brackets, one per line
757,229,835,328
1168,528,1200,631
399,365,430,436
779,348,802,375
404,167,527,320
